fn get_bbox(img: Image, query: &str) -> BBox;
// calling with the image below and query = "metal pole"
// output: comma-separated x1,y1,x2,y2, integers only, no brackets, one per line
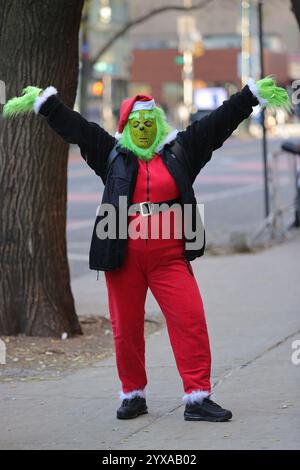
182,0,194,123
79,0,90,118
241,0,251,86
183,50,193,112
258,0,270,217
102,74,115,134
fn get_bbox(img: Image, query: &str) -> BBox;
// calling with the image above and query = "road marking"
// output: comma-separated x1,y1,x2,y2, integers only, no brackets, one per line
197,176,289,202
69,168,92,178
67,220,95,230
197,183,262,202
66,179,290,230
68,192,102,202
68,253,89,261
66,184,263,231
230,161,290,171
200,174,263,184
68,242,90,248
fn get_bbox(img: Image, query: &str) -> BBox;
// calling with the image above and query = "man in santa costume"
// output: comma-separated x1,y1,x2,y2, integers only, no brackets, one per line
3,77,290,421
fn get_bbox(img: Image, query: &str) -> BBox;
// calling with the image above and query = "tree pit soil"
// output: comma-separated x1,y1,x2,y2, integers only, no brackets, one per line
0,315,164,383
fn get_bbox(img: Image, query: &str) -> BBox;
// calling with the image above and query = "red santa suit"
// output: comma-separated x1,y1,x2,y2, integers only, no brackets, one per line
105,150,211,403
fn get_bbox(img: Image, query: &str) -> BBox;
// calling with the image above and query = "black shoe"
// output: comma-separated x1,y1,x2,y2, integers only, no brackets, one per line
116,396,148,420
184,397,232,422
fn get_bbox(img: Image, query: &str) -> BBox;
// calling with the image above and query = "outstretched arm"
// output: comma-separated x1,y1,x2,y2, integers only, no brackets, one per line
3,86,116,181
176,77,291,180
176,84,258,179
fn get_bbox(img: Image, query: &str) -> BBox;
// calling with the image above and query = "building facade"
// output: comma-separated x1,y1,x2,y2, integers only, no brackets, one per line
81,0,131,127
127,0,300,111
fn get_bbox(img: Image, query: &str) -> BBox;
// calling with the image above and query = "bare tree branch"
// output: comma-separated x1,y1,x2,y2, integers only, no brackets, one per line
91,0,214,67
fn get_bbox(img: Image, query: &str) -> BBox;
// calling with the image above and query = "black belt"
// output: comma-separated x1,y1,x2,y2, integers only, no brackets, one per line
128,198,181,217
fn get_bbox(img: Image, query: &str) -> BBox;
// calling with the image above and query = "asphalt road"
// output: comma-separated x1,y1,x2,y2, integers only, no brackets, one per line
67,136,295,279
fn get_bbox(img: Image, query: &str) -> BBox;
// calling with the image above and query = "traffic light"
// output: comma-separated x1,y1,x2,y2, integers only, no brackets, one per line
193,41,205,58
92,81,104,96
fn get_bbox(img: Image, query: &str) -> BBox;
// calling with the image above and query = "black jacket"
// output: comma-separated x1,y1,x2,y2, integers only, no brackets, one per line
39,85,258,271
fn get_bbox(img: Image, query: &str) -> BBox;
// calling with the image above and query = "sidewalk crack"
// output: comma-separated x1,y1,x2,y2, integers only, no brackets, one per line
213,328,300,389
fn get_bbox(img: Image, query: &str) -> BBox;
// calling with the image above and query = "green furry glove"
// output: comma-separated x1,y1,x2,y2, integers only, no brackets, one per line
3,85,57,118
247,76,292,112
3,86,43,117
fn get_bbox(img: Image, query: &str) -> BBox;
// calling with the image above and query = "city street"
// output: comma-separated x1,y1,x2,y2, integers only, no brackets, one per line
1,0,300,453
67,135,294,279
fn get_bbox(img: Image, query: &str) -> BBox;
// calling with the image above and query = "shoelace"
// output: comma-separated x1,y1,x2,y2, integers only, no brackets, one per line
202,398,222,408
122,396,141,406
187,398,222,409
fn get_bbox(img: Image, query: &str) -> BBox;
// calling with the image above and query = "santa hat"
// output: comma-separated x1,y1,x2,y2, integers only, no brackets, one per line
115,94,156,139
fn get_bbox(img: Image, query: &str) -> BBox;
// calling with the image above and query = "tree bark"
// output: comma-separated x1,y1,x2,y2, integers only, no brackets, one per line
0,0,84,337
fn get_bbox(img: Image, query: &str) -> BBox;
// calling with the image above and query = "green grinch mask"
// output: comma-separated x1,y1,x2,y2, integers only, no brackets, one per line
129,110,157,149
119,107,172,161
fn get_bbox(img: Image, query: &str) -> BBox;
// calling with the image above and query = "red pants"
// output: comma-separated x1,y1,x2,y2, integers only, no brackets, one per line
105,235,212,400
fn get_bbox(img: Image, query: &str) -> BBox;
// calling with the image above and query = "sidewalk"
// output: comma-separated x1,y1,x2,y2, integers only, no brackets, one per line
1,233,300,450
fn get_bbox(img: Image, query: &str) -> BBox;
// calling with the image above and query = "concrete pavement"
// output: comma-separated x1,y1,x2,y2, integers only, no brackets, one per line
1,232,299,450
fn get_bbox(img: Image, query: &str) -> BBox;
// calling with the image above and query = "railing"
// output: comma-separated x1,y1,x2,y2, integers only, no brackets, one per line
251,140,300,244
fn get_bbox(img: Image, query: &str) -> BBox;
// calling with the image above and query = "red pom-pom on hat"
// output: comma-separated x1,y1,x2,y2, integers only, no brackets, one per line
116,94,156,138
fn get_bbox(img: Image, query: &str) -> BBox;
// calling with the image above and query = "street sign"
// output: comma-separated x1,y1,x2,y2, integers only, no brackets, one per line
94,61,117,76
174,55,184,65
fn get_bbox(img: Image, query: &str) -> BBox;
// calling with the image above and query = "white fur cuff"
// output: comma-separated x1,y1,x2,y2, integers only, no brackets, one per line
247,78,268,106
115,131,122,140
33,86,58,114
119,389,146,401
156,129,179,153
182,389,211,405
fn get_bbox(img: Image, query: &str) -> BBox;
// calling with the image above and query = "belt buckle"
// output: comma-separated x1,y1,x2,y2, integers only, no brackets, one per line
139,201,153,216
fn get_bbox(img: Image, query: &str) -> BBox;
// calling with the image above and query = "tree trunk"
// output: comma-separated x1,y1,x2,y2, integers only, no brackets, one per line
0,0,84,337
